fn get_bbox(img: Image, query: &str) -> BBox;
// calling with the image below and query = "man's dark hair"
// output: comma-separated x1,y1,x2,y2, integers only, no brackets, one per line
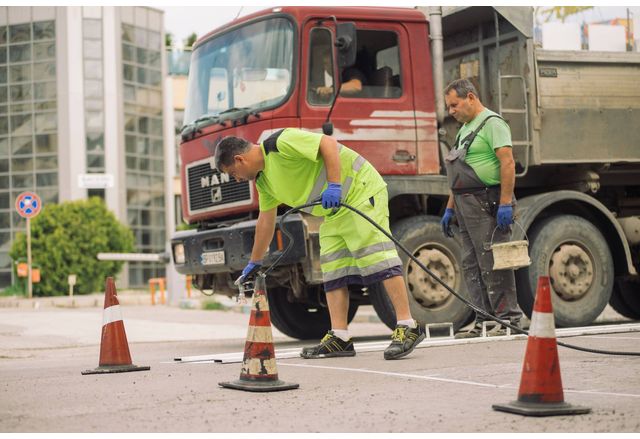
214,136,251,170
444,78,479,99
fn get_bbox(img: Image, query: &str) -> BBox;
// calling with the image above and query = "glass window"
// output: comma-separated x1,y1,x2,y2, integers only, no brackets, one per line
83,40,102,59
33,42,55,59
0,47,6,65
38,188,57,204
35,113,57,133
9,24,31,44
148,70,161,87
151,158,163,172
85,111,103,131
148,89,161,108
123,84,135,102
9,44,31,63
148,31,161,50
0,86,6,103
10,84,31,101
9,64,31,83
13,174,34,188
36,134,57,153
11,156,32,172
136,66,147,84
87,153,104,169
149,118,162,136
35,155,57,170
137,116,148,134
139,157,149,171
84,60,102,79
83,19,102,39
307,28,334,106
124,113,136,132
136,137,149,154
0,27,6,45
125,135,136,153
0,192,9,209
34,82,57,100
33,21,55,41
123,64,134,81
84,80,102,99
0,137,7,155
0,105,6,115
0,158,7,172
126,155,137,169
86,133,103,152
11,114,32,134
36,172,57,187
135,27,147,47
35,101,56,111
11,136,32,155
184,17,294,124
0,66,6,84
0,212,9,229
122,44,135,62
137,47,147,65
147,50,161,68
10,102,32,114
122,24,134,43
0,117,7,135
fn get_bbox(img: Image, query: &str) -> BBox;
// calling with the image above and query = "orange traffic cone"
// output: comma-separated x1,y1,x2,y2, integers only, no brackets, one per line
493,276,590,416
219,274,299,392
82,277,150,375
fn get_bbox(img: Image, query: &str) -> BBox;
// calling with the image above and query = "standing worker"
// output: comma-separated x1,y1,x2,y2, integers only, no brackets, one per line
440,78,523,338
214,128,425,359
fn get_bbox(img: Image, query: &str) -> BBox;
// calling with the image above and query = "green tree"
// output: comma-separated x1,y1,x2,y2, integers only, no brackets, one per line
183,32,197,49
9,198,135,297
165,32,173,49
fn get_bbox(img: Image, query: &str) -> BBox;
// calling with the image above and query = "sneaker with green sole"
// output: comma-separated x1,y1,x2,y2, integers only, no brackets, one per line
300,330,356,359
383,323,426,360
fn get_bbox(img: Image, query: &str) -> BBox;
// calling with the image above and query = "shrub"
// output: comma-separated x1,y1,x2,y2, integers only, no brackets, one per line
9,197,135,296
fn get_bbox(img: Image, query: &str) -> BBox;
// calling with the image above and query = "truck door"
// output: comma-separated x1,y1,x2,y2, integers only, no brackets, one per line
300,20,417,176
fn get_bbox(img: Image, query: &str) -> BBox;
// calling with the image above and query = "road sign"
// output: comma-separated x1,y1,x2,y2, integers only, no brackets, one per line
15,192,42,219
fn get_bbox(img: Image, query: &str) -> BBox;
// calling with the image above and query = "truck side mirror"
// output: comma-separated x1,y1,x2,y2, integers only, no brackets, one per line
335,22,356,69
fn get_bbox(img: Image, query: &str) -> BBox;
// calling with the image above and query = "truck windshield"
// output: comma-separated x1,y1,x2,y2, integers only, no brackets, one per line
184,17,295,126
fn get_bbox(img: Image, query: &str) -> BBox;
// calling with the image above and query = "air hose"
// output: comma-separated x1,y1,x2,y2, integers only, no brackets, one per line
262,200,640,357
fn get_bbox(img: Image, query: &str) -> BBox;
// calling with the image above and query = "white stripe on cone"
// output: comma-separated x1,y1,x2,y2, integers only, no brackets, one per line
102,304,123,326
529,311,556,338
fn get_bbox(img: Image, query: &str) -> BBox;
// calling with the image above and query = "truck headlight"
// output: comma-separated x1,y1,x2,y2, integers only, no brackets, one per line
173,243,185,264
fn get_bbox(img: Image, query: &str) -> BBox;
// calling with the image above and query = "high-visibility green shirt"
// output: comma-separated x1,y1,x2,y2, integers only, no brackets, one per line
456,108,512,186
256,128,386,216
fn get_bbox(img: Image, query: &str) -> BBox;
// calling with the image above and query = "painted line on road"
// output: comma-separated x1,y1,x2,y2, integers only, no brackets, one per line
277,362,640,399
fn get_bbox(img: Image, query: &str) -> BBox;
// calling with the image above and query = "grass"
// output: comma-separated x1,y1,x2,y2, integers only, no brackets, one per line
202,300,227,311
0,284,26,297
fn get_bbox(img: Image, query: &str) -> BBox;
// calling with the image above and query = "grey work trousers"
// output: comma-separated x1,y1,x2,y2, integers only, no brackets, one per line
453,190,523,324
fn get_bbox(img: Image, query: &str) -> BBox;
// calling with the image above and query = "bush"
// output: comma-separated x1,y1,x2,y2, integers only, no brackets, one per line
9,197,135,296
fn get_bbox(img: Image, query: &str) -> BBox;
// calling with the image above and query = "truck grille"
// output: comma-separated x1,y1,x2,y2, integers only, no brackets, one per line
186,160,252,215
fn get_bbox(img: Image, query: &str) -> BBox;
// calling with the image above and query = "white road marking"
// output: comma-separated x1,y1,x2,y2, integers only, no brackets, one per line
277,362,640,399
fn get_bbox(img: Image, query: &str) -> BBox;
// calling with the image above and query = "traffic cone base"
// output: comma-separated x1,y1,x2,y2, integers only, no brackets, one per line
492,400,590,417
492,276,590,416
82,364,150,375
82,277,149,375
219,274,299,392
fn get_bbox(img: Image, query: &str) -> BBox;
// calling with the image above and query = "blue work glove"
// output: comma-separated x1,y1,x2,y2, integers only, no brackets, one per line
321,182,342,209
240,260,262,282
440,208,455,238
496,204,514,230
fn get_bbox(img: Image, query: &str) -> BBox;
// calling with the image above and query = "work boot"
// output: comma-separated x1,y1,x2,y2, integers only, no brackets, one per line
384,323,426,360
454,321,483,339
300,331,356,359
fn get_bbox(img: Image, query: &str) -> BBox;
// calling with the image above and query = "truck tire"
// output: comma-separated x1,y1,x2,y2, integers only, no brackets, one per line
515,215,613,327
610,278,640,320
267,286,359,340
369,215,473,331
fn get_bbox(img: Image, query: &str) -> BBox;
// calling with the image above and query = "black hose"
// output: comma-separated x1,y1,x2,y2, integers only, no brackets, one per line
263,200,640,357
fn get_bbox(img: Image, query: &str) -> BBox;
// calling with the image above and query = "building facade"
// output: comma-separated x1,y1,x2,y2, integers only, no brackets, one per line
0,6,172,289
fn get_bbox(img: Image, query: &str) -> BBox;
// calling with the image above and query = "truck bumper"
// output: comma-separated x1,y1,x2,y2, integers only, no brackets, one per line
171,214,308,275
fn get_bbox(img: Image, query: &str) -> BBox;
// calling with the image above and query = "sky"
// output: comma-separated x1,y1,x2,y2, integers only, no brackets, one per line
159,5,640,50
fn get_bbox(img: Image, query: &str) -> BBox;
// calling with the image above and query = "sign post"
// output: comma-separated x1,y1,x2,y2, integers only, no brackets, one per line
15,192,42,299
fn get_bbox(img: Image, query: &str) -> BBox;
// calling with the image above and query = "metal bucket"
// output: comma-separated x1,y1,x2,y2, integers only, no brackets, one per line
487,222,531,271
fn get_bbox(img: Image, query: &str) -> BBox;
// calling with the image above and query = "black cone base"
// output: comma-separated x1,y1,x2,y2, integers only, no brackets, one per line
492,400,591,417
219,379,299,392
81,364,150,375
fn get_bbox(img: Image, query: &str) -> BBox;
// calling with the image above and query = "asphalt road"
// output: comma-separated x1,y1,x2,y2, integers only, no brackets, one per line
1,305,639,433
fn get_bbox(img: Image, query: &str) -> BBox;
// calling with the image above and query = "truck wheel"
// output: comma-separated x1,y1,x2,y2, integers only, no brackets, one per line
369,215,473,331
515,215,613,327
267,286,359,340
610,278,640,320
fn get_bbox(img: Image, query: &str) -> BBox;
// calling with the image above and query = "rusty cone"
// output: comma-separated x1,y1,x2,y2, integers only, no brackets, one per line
492,276,590,416
219,273,299,392
82,277,150,375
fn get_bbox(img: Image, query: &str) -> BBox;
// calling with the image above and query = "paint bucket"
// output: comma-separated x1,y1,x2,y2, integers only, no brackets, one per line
487,222,531,271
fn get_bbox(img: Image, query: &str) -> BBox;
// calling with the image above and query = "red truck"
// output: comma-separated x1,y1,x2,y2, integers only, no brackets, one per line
171,6,640,339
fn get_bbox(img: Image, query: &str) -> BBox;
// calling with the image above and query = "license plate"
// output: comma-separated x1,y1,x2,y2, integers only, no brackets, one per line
201,251,225,266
